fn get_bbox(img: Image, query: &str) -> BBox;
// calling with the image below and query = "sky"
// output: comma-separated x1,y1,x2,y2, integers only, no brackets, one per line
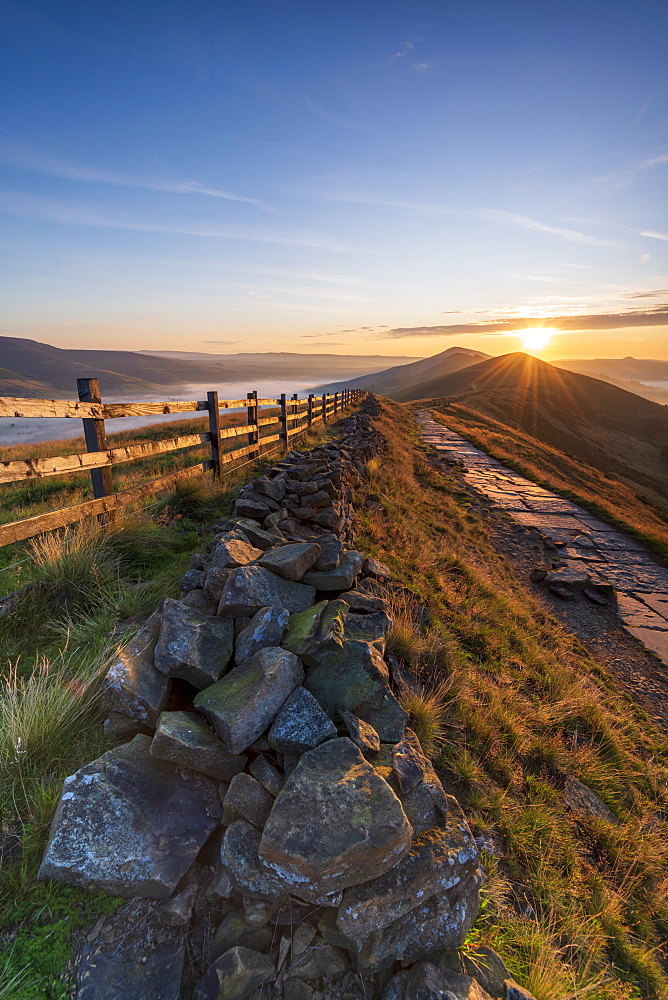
1,0,667,361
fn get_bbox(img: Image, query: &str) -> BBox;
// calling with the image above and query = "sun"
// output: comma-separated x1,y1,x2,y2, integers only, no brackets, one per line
521,327,556,352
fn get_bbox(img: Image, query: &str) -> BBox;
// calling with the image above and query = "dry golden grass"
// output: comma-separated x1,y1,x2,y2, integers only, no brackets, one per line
356,397,668,998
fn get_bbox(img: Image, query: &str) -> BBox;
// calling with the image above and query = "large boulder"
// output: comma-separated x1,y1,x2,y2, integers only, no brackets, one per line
336,798,482,970
235,606,290,665
38,736,221,897
259,738,412,902
100,613,170,728
194,647,304,754
154,598,234,689
150,711,247,782
218,566,315,617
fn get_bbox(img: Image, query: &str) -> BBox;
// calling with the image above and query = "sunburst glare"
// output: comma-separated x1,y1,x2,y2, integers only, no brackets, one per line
521,327,557,352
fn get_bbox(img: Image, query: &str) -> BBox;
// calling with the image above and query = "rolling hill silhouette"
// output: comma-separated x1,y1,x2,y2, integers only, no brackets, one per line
317,346,489,395
412,352,668,506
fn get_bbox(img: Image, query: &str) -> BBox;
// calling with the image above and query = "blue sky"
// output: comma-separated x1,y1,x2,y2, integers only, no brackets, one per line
1,0,667,359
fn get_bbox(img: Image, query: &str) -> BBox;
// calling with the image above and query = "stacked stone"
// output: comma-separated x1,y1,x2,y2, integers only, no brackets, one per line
37,399,492,1000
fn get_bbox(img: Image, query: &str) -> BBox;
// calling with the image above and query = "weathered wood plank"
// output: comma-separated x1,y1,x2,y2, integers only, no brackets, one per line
219,422,255,440
257,415,280,428
255,398,281,406
0,398,103,419
0,433,210,484
0,461,210,546
102,400,206,418
258,432,281,446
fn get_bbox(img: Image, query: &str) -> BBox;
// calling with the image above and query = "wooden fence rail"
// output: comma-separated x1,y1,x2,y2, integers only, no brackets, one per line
0,381,365,547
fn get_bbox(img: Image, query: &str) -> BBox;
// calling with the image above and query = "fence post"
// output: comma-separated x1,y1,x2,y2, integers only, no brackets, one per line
247,390,259,459
76,377,115,524
308,393,314,429
334,391,338,416
207,390,221,479
280,393,289,451
322,393,327,424
291,393,298,436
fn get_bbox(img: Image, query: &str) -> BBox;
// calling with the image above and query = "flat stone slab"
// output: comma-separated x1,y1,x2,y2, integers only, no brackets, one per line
303,550,364,591
38,736,221,897
259,542,321,581
259,738,412,902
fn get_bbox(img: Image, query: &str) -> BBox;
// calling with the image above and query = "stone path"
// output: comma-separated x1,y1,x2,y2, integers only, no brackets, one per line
416,410,668,667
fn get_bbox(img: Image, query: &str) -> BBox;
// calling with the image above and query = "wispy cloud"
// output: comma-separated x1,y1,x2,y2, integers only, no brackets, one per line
0,142,273,210
623,288,668,299
641,230,668,241
638,151,668,169
0,190,348,250
388,305,668,338
479,209,614,246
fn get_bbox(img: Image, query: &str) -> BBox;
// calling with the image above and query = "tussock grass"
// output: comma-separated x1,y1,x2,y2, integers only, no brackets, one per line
357,397,668,998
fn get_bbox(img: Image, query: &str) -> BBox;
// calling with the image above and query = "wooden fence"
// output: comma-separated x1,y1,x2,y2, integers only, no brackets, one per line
0,379,366,548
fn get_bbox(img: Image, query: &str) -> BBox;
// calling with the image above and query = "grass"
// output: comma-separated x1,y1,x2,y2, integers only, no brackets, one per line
356,397,668,999
0,403,355,997
424,398,668,561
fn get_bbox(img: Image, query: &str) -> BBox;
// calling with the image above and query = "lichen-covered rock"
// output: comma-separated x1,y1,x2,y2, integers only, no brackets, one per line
462,946,513,998
336,798,482,970
303,549,364,591
254,475,286,503
225,518,286,550
259,738,412,902
154,598,234,689
193,946,274,1000
203,566,231,605
343,610,393,646
268,687,337,753
305,639,406,742
103,712,151,742
259,542,322,581
194,647,303,755
218,566,315,617
100,613,170,728
223,773,274,829
363,558,392,581
211,913,273,961
281,599,349,666
38,736,221,897
504,980,538,1000
150,711,247,782
221,820,289,900
235,606,291,665
339,589,388,614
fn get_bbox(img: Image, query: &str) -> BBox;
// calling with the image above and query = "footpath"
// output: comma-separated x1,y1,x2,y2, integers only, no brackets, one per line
416,410,668,668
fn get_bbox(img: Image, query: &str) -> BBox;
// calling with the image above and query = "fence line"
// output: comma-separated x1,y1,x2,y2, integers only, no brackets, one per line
0,380,365,548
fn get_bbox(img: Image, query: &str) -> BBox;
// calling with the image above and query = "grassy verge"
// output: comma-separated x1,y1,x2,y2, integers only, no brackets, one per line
0,410,351,999
422,398,668,561
358,399,668,999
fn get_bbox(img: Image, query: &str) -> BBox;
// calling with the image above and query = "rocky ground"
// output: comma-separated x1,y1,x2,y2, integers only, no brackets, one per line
37,399,533,1000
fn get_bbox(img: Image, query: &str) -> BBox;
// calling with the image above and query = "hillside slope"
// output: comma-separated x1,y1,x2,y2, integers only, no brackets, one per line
317,346,489,394
410,352,668,508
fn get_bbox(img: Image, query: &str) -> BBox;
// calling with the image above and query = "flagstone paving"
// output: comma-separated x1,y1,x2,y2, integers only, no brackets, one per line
416,411,668,667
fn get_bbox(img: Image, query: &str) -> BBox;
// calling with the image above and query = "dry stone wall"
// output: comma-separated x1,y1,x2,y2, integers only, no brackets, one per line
37,398,528,1000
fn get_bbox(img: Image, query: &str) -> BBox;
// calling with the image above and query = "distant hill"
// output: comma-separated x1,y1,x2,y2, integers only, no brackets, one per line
140,350,421,378
316,346,490,395
555,357,668,383
0,337,423,398
412,351,668,508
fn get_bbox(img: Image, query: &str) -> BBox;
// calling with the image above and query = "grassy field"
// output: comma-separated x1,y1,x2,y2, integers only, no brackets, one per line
359,399,668,999
423,397,668,562
0,411,344,1000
